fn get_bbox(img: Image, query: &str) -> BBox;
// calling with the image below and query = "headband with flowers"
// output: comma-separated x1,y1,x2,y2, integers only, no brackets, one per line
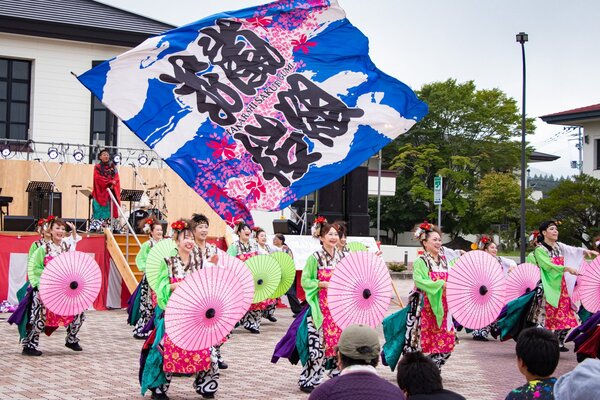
234,219,249,234
528,230,539,242
142,218,155,234
37,218,46,227
171,220,188,232
478,235,492,250
311,216,328,238
414,220,433,239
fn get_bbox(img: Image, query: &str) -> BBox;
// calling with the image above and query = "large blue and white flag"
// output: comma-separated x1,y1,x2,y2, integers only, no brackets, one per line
78,0,427,226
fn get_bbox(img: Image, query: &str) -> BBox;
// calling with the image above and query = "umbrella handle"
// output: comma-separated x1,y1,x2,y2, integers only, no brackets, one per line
389,274,405,308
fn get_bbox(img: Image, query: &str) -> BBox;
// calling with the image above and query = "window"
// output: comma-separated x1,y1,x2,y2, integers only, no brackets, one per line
89,60,118,162
596,139,600,170
0,58,32,140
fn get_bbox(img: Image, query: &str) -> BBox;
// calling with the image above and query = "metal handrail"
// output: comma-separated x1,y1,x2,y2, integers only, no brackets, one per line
107,188,142,248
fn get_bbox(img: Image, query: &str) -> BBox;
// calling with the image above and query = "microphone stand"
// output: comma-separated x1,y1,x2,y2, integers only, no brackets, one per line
154,159,170,218
36,159,63,216
72,184,83,231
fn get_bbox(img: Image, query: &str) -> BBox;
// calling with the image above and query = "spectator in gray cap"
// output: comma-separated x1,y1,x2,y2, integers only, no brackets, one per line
309,324,405,400
553,358,600,400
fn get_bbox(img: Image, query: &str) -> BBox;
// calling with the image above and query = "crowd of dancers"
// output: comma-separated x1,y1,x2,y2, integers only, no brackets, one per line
6,213,600,399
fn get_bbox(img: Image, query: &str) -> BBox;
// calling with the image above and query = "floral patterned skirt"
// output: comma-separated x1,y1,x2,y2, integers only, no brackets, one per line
163,333,212,374
545,277,577,330
45,310,74,328
420,296,455,354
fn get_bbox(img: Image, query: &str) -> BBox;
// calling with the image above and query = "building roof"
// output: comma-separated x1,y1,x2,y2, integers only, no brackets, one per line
0,0,175,47
540,103,600,125
530,151,560,163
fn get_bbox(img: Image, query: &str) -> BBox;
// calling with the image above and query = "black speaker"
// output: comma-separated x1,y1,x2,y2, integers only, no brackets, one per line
345,166,369,214
319,211,344,224
273,219,300,235
27,192,62,219
317,178,344,214
347,213,370,236
4,215,36,232
63,218,87,232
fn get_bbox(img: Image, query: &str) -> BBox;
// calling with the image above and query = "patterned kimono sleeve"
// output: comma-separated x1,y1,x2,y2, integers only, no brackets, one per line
153,259,172,310
533,246,565,308
413,257,445,328
301,255,323,329
28,246,47,289
135,241,152,272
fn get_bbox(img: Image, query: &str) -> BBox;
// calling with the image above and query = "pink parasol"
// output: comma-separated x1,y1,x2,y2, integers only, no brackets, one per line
216,249,254,312
447,250,506,330
505,262,541,302
39,251,102,316
327,252,392,329
165,265,252,351
577,257,600,313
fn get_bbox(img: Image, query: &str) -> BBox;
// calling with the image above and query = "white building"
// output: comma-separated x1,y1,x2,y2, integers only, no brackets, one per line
0,0,174,161
541,104,600,179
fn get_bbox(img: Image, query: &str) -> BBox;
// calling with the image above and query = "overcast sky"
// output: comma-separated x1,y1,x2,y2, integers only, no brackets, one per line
99,0,600,177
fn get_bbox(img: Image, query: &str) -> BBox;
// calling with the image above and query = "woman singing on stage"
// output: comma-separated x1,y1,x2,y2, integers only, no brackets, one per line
90,148,121,232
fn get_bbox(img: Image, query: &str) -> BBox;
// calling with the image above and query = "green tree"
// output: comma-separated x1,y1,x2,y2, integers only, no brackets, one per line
529,174,600,248
382,79,535,236
474,172,522,248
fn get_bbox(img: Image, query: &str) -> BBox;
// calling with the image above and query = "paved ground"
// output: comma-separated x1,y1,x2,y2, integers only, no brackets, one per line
0,279,579,400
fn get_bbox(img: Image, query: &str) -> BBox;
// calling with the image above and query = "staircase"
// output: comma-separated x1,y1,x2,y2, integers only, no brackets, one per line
104,229,142,293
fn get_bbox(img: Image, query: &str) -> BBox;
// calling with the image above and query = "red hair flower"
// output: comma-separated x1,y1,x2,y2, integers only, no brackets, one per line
419,221,432,231
171,220,187,232
314,216,326,225
37,218,46,226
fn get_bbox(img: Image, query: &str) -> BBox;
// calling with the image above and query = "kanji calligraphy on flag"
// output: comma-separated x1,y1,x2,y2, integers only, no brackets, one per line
77,0,428,226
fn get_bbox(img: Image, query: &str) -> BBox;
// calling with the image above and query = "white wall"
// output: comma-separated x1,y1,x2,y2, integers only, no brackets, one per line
0,32,149,160
583,121,600,179
367,175,396,196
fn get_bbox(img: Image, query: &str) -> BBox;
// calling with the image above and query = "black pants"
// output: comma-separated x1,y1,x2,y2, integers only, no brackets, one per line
286,275,303,315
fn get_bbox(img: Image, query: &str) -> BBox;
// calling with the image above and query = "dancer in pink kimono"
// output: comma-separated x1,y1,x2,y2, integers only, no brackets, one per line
528,220,598,351
142,220,218,400
298,219,349,393
410,222,456,370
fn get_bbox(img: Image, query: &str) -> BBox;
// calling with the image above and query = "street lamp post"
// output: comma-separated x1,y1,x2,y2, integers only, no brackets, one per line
516,32,528,263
